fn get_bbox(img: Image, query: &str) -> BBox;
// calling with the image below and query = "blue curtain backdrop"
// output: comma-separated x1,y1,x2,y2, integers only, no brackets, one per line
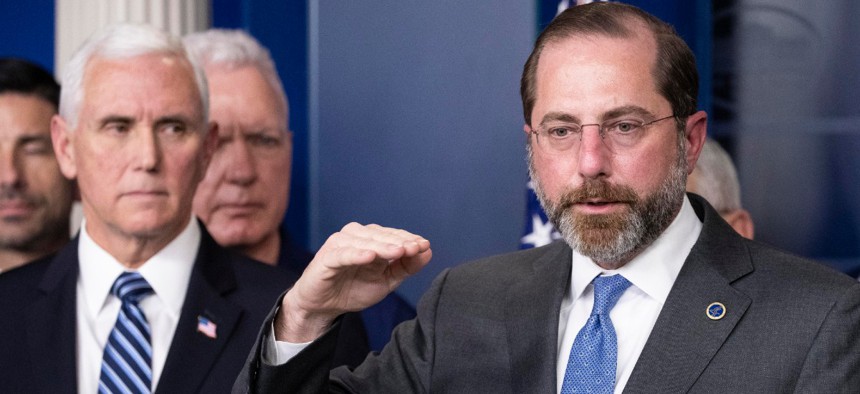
0,0,55,72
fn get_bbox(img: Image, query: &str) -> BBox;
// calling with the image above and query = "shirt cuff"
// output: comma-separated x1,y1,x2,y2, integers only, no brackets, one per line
263,321,313,365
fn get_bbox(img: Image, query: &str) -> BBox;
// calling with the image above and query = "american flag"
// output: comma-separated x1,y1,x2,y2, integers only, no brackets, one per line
197,316,217,339
520,180,561,249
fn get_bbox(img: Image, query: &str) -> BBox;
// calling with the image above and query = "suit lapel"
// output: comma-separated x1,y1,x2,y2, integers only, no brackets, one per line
155,229,243,393
624,195,754,393
505,242,572,393
25,241,80,393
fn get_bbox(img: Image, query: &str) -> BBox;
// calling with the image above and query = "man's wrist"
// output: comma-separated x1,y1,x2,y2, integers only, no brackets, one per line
274,292,338,342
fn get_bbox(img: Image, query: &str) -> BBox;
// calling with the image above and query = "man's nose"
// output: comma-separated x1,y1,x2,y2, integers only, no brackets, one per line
224,138,257,186
577,125,612,179
0,149,22,188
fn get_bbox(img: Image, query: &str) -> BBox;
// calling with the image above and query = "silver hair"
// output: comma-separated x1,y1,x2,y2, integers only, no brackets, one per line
59,23,209,129
182,29,288,115
689,138,741,212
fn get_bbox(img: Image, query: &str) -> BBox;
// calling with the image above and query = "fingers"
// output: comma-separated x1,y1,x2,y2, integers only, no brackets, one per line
334,222,430,262
391,246,432,280
283,222,431,333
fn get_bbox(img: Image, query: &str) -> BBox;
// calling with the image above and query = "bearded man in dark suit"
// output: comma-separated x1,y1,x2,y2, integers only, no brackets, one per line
235,3,860,393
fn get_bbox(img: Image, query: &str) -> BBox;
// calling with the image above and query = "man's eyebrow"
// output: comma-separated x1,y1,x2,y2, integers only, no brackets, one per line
601,106,656,121
154,115,193,125
539,112,581,126
243,127,287,135
16,133,52,144
538,106,661,126
97,115,134,128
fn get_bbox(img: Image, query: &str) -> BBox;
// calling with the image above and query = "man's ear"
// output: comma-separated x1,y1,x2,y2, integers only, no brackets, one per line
722,209,755,240
51,115,77,180
683,111,707,175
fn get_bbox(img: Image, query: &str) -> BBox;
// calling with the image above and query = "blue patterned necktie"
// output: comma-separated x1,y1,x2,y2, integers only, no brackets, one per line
98,271,155,394
561,274,632,394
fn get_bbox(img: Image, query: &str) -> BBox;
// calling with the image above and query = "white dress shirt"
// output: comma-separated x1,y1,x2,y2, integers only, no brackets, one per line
555,196,702,393
76,218,200,393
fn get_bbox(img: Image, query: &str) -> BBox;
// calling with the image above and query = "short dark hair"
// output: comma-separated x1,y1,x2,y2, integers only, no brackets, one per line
0,58,60,109
520,2,698,126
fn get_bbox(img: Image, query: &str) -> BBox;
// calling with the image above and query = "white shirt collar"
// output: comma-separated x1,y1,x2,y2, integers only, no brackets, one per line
78,217,201,320
570,195,702,305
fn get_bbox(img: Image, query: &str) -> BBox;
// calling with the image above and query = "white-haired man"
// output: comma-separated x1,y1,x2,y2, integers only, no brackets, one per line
0,24,296,393
686,138,754,239
184,30,416,364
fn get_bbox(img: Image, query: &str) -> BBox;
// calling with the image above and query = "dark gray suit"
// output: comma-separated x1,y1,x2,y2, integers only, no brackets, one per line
0,223,299,393
236,195,860,393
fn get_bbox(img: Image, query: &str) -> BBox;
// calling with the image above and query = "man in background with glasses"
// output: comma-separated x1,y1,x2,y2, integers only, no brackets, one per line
236,3,860,392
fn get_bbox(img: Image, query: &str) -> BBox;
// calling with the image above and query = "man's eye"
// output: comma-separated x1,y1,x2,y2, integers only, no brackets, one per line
216,137,231,149
162,123,188,135
547,127,574,138
248,134,281,147
21,140,52,155
105,123,130,134
611,121,641,134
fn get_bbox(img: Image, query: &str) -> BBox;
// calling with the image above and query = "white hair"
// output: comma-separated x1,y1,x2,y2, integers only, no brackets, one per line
690,138,742,212
59,23,209,129
182,29,287,114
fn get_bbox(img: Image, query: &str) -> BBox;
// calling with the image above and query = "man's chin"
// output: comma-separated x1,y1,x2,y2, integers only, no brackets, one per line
210,226,267,248
570,209,629,229
557,210,640,263
570,235,637,267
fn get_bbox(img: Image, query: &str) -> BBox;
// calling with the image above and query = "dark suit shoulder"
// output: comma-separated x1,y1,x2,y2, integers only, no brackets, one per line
227,250,299,296
691,193,857,298
0,254,55,304
742,238,858,296
447,241,568,282
0,252,52,279
424,241,570,316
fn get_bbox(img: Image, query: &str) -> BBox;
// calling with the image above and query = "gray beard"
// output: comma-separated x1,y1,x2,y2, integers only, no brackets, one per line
528,142,687,267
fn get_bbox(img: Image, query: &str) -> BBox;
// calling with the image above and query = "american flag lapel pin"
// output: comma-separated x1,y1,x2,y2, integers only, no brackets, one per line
197,315,218,339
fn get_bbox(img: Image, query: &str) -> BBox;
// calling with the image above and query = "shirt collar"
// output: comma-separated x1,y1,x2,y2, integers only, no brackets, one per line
78,218,201,319
570,195,702,304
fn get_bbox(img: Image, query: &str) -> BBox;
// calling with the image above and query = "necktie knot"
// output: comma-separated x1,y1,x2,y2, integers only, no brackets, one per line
591,274,631,317
112,271,153,304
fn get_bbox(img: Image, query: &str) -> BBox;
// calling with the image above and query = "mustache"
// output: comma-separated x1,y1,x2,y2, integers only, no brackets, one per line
557,179,639,209
0,186,38,204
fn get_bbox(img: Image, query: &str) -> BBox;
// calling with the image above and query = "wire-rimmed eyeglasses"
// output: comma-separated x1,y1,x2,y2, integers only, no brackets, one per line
528,114,676,155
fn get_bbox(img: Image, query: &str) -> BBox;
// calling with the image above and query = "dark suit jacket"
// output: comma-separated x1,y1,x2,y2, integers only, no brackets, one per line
236,195,860,393
0,223,298,394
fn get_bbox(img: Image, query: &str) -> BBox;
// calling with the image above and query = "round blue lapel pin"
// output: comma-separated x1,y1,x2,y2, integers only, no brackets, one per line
706,302,726,320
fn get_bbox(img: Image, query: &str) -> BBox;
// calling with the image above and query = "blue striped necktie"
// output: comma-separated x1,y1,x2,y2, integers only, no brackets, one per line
561,274,632,394
98,271,155,394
